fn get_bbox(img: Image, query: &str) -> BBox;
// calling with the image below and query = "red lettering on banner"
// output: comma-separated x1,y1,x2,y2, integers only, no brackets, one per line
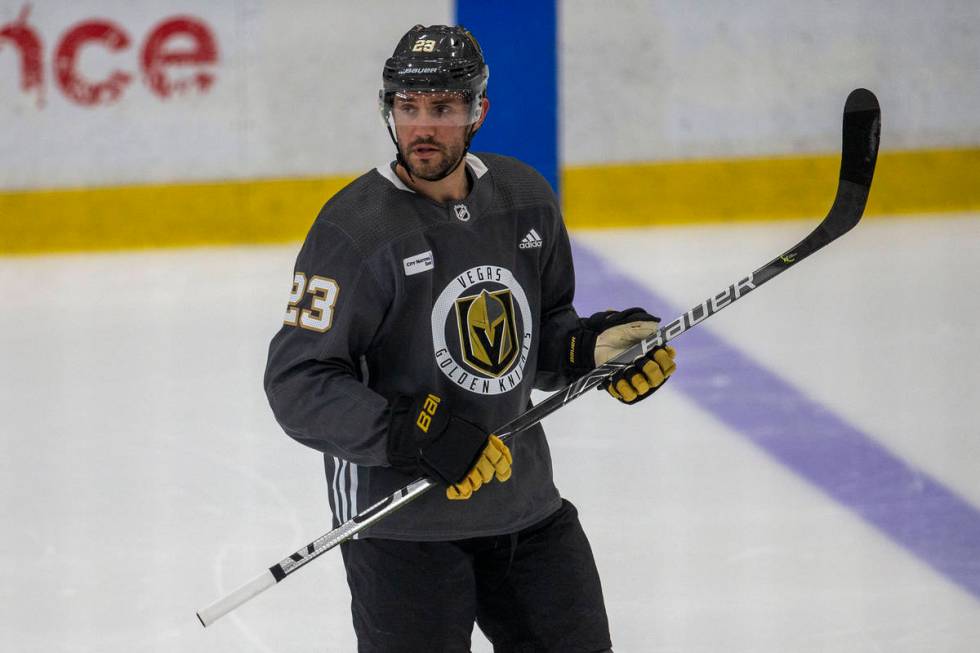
0,5,43,106
142,17,217,98
0,6,218,107
54,20,132,105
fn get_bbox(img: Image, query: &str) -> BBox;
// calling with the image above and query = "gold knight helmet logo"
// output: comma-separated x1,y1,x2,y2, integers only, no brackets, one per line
455,289,519,377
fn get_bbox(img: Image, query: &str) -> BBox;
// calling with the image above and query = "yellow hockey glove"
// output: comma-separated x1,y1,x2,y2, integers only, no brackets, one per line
604,345,677,404
447,435,513,500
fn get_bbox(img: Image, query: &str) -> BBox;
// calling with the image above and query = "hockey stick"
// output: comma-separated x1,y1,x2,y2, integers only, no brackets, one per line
197,88,880,627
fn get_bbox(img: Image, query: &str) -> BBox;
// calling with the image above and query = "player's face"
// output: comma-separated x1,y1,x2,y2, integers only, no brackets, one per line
392,92,475,181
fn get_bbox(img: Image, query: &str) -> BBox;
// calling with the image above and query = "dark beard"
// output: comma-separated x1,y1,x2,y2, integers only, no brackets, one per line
402,139,466,182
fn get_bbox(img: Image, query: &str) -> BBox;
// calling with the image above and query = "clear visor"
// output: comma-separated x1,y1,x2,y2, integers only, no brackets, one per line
379,90,482,128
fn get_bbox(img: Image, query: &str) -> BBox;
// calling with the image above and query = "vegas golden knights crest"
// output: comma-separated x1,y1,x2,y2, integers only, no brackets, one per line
431,265,533,396
455,289,519,377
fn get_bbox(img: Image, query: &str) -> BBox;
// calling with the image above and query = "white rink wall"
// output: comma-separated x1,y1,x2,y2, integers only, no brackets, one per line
561,0,980,163
0,0,452,190
1,0,978,191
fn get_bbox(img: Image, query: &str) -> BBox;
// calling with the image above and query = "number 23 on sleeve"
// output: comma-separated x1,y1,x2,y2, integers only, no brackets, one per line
283,272,340,332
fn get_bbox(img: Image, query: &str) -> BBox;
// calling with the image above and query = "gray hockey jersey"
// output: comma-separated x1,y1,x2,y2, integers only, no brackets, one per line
264,152,582,540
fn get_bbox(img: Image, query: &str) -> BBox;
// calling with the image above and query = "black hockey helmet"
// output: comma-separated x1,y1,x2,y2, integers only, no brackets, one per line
380,24,489,116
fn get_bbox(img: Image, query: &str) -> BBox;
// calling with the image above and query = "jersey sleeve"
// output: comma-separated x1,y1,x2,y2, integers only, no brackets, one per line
263,219,393,466
534,210,582,391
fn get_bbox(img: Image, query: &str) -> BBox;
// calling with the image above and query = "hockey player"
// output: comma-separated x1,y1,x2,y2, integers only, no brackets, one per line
264,24,677,652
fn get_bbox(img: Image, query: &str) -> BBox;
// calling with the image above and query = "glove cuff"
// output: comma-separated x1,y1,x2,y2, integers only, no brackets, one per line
567,323,601,377
385,395,424,474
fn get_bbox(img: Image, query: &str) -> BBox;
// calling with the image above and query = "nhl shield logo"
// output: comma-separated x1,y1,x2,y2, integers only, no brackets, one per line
453,203,471,222
455,289,519,377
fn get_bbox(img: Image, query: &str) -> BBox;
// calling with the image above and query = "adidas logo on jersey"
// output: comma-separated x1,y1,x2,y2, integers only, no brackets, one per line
519,229,543,249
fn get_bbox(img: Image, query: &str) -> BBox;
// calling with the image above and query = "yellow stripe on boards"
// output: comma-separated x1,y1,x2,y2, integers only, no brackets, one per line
0,175,355,255
561,147,980,229
1,147,977,255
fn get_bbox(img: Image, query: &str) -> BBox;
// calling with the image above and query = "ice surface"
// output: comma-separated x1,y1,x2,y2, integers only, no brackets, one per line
1,214,978,652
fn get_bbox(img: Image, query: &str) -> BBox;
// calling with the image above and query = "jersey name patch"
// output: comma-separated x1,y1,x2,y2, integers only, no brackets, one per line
431,265,532,396
403,250,434,276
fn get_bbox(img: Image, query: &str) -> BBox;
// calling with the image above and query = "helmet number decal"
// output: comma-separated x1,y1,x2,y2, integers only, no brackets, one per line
283,272,340,333
412,39,436,53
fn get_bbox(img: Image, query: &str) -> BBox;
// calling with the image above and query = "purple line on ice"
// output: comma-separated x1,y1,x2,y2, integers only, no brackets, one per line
571,239,980,601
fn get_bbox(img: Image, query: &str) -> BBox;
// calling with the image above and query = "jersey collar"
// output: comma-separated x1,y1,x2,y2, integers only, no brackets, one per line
375,153,489,194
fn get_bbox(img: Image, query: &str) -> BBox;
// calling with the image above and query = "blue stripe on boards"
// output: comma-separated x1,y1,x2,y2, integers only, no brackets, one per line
455,0,559,193
570,239,980,602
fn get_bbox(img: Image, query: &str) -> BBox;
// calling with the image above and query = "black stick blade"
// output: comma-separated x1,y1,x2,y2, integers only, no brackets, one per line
840,88,881,188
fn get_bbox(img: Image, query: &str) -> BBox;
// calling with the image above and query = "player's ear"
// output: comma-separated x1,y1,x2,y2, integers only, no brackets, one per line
474,97,489,129
468,98,489,140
